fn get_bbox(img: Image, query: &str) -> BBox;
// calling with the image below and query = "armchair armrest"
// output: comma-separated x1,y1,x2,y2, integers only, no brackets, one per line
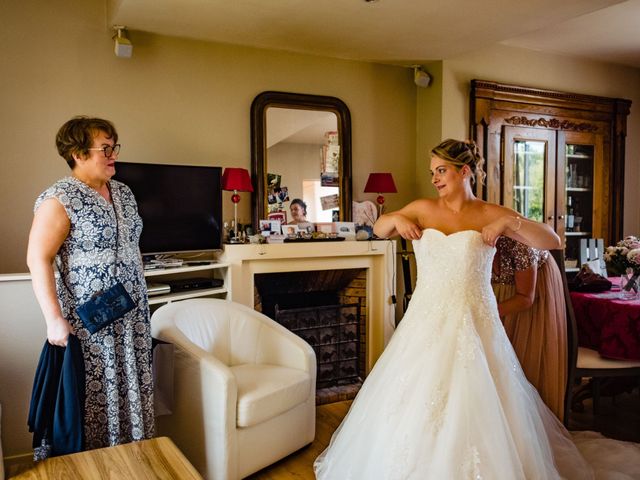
153,324,239,478
255,320,316,373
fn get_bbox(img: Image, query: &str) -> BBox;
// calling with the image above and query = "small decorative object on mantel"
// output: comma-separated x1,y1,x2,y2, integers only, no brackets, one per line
335,222,356,240
353,200,377,240
604,235,640,300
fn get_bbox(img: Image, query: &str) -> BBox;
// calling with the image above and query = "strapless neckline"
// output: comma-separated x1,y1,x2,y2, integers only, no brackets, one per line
422,228,482,239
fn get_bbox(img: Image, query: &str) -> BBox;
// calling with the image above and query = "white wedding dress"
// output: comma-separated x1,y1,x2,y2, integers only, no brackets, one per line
314,229,640,480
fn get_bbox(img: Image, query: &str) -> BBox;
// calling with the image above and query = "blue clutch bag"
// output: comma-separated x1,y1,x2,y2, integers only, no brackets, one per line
76,282,135,334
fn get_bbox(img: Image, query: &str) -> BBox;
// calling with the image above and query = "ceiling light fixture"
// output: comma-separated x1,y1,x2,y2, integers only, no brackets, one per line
113,25,133,58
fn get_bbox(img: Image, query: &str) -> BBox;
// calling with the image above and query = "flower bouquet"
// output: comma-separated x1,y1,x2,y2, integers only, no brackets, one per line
604,235,640,299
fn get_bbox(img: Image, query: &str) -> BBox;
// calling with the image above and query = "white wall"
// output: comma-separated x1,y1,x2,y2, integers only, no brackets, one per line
0,0,417,460
0,0,417,274
0,277,47,464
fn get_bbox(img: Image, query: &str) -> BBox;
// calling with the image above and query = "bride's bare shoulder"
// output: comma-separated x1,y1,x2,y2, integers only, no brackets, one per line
401,198,437,212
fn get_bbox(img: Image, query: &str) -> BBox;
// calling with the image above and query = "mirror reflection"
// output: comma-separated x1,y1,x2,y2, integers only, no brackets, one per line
251,91,352,228
266,107,339,224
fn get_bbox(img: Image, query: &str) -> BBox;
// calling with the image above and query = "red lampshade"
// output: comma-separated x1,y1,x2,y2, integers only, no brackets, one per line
364,173,397,194
222,167,253,192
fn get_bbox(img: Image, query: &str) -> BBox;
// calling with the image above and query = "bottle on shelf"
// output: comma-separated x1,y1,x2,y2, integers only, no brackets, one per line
568,163,577,188
573,199,582,232
566,196,575,231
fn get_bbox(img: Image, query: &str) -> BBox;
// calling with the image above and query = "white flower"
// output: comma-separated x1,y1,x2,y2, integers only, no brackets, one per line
627,248,640,267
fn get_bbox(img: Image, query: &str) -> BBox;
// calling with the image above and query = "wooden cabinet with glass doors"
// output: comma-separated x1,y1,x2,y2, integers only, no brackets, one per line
471,80,630,274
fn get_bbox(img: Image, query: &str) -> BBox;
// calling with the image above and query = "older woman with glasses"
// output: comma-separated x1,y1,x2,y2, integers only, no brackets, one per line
26,116,154,458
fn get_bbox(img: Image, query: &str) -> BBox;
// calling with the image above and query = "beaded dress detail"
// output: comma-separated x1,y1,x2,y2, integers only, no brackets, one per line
314,229,594,479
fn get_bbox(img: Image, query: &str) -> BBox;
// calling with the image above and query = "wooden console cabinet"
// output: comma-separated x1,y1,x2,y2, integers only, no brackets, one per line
470,80,631,270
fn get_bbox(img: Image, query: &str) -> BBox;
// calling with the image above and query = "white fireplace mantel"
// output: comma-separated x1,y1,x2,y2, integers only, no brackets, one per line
220,240,397,372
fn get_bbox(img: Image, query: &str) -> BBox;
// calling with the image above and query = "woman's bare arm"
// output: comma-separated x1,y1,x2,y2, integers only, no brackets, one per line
497,266,537,317
373,199,429,240
26,199,73,346
482,206,561,250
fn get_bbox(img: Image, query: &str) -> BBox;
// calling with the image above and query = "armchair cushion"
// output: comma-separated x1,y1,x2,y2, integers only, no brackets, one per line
232,364,311,427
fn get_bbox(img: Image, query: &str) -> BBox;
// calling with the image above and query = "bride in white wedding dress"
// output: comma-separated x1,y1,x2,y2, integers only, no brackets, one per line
314,139,640,479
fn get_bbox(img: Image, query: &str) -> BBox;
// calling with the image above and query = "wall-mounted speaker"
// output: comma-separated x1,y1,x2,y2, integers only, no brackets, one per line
113,26,133,58
414,67,431,88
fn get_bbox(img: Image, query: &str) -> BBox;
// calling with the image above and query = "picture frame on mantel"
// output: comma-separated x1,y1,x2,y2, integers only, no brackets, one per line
315,222,335,234
282,224,300,236
268,211,287,225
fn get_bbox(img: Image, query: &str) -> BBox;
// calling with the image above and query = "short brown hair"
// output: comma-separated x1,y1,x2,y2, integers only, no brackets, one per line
55,116,118,169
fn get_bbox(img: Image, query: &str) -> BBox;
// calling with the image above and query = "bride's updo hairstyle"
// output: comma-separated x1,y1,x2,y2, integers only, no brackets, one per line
431,138,486,185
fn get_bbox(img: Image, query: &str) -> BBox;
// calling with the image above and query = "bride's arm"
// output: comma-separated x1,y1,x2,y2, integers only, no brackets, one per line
482,206,561,250
373,200,427,240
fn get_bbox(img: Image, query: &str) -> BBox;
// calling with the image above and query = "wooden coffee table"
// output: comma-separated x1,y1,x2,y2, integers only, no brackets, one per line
13,436,202,479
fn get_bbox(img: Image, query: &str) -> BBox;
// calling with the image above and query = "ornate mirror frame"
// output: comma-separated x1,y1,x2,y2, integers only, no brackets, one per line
250,91,352,227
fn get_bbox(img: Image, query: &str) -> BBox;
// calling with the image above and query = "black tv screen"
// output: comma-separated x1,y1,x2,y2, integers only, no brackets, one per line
114,162,222,254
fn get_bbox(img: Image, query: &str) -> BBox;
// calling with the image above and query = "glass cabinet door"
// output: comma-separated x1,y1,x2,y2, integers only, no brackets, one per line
511,140,545,221
503,127,556,228
503,127,606,273
558,131,604,272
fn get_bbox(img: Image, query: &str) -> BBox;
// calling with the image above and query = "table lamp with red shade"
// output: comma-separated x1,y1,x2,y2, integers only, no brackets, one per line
222,167,253,243
364,172,397,217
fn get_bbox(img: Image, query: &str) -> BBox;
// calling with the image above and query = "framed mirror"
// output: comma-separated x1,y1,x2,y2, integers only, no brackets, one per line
251,91,352,228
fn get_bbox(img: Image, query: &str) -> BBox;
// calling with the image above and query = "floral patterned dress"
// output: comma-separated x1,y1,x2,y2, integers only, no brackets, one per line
35,176,154,450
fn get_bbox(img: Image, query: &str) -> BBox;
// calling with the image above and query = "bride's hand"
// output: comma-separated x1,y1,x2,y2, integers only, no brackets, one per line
392,214,423,240
481,216,514,246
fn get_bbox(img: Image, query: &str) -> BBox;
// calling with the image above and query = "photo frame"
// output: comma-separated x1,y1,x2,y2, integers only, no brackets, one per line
277,186,290,203
335,221,356,240
259,219,281,236
315,222,335,234
268,211,287,224
281,224,300,236
320,193,340,210
321,172,339,187
267,172,282,190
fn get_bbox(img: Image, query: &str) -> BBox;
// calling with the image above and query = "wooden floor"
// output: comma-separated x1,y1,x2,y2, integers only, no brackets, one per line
568,388,640,443
8,390,637,479
245,401,351,480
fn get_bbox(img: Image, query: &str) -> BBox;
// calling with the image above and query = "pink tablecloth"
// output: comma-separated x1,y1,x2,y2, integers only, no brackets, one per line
570,283,640,361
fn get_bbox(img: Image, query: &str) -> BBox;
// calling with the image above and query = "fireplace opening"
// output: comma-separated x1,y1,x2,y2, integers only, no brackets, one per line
254,268,367,404
275,302,361,389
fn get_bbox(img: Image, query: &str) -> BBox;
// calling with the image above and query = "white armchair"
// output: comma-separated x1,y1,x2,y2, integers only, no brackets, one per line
151,298,316,480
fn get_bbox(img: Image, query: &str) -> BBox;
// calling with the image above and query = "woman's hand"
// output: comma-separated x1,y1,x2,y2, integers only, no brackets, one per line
388,213,423,240
46,316,74,347
482,215,517,246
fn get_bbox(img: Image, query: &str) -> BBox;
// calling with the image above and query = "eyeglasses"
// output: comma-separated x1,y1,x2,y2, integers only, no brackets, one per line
87,144,121,157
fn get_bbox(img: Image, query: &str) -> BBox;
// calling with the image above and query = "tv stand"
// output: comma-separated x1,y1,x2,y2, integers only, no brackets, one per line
144,262,228,307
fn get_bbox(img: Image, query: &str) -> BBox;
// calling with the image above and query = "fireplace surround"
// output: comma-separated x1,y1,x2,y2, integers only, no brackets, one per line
220,240,396,374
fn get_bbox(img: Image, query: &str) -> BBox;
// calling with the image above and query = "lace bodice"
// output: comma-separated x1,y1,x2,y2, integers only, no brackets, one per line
412,229,495,297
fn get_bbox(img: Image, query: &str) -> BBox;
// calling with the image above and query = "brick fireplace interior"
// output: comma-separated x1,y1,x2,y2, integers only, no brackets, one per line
254,268,367,404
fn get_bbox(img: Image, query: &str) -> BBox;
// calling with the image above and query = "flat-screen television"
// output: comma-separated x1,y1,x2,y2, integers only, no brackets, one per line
114,162,222,255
